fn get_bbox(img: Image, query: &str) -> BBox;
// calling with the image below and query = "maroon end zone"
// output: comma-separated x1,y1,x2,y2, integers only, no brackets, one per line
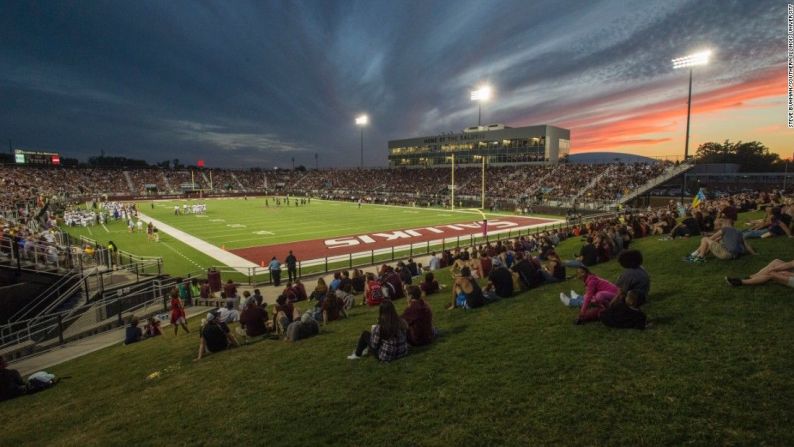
229,216,559,264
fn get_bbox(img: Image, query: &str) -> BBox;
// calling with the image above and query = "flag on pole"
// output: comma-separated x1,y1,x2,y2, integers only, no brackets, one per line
692,188,706,208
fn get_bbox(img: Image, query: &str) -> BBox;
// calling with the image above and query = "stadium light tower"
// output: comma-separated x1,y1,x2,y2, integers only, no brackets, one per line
355,114,368,168
470,85,492,126
672,49,711,201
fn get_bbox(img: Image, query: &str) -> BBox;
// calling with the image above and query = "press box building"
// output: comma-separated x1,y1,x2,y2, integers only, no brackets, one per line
387,124,570,167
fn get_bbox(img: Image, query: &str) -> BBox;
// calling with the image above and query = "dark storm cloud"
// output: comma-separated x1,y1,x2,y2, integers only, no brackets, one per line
0,0,783,167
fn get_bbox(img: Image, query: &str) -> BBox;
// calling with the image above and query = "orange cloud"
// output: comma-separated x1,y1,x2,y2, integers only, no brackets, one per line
556,68,785,154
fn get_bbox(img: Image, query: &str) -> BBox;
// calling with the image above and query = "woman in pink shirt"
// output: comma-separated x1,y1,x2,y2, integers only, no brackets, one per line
571,266,619,324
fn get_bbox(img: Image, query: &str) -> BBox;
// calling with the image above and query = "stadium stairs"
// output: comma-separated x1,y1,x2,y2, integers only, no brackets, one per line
230,172,247,191
0,242,170,361
616,162,695,205
200,172,211,189
162,171,173,193
572,165,616,203
123,171,136,195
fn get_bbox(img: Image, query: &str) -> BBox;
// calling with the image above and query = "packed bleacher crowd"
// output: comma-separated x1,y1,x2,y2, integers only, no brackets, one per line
1,162,676,209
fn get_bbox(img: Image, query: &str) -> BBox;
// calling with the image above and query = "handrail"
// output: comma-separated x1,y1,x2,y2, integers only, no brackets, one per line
6,272,80,322
617,162,695,204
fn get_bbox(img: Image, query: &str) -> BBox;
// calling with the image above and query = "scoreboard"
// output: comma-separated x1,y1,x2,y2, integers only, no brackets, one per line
14,149,61,165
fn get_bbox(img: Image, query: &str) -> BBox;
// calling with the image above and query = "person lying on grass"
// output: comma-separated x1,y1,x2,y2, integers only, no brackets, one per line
195,313,239,361
448,266,485,310
725,259,794,288
560,266,619,325
686,217,756,263
347,300,408,362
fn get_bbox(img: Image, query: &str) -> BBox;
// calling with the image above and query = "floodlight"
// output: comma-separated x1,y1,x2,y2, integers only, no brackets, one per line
355,115,368,126
672,50,712,69
470,85,492,102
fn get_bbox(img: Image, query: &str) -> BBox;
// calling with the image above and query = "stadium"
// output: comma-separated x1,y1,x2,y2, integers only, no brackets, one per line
1,1,793,446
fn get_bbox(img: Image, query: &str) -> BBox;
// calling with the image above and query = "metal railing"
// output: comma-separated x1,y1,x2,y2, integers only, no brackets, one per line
180,211,623,287
617,162,695,204
0,277,178,360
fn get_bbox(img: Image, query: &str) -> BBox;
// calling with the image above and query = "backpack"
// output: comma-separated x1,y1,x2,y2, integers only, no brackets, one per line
367,281,385,305
26,371,57,394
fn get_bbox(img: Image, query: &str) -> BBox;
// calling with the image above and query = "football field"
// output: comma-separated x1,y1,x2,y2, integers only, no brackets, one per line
64,198,562,277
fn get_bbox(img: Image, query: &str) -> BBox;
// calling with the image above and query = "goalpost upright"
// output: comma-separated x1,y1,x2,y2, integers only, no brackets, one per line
451,153,455,211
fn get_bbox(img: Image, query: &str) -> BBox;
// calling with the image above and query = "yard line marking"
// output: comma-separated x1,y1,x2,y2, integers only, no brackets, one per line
87,226,93,236
101,224,110,233
161,242,204,269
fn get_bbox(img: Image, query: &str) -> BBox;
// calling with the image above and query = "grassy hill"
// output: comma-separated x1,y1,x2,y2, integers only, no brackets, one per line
5,211,793,446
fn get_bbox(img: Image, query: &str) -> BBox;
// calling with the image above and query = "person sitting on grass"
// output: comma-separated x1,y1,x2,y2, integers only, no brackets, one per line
687,218,756,263
291,279,307,301
725,259,794,288
402,285,435,347
0,355,27,402
611,249,651,307
309,277,328,301
351,269,366,294
670,211,701,239
541,251,566,283
273,294,301,335
419,272,440,296
144,317,162,337
239,297,269,338
485,257,514,299
564,237,598,268
335,286,356,310
218,301,240,324
329,272,342,292
124,316,143,345
364,272,386,306
448,266,485,310
252,289,264,307
195,312,239,361
339,270,353,293
322,290,348,325
285,312,320,342
743,207,793,239
600,290,647,330
169,291,190,336
380,265,405,299
397,262,412,286
511,252,544,290
560,266,619,325
347,300,409,362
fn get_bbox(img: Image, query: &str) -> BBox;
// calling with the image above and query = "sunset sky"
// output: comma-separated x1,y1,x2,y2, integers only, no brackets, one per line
0,0,790,167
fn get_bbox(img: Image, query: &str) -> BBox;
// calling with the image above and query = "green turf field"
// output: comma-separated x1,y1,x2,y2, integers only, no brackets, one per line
62,198,559,278
138,197,540,249
10,210,794,446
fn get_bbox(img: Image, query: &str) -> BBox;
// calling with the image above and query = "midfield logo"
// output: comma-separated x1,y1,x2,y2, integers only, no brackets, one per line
324,219,519,249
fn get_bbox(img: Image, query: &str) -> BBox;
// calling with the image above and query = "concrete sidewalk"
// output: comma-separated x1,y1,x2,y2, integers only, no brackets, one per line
11,306,214,376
